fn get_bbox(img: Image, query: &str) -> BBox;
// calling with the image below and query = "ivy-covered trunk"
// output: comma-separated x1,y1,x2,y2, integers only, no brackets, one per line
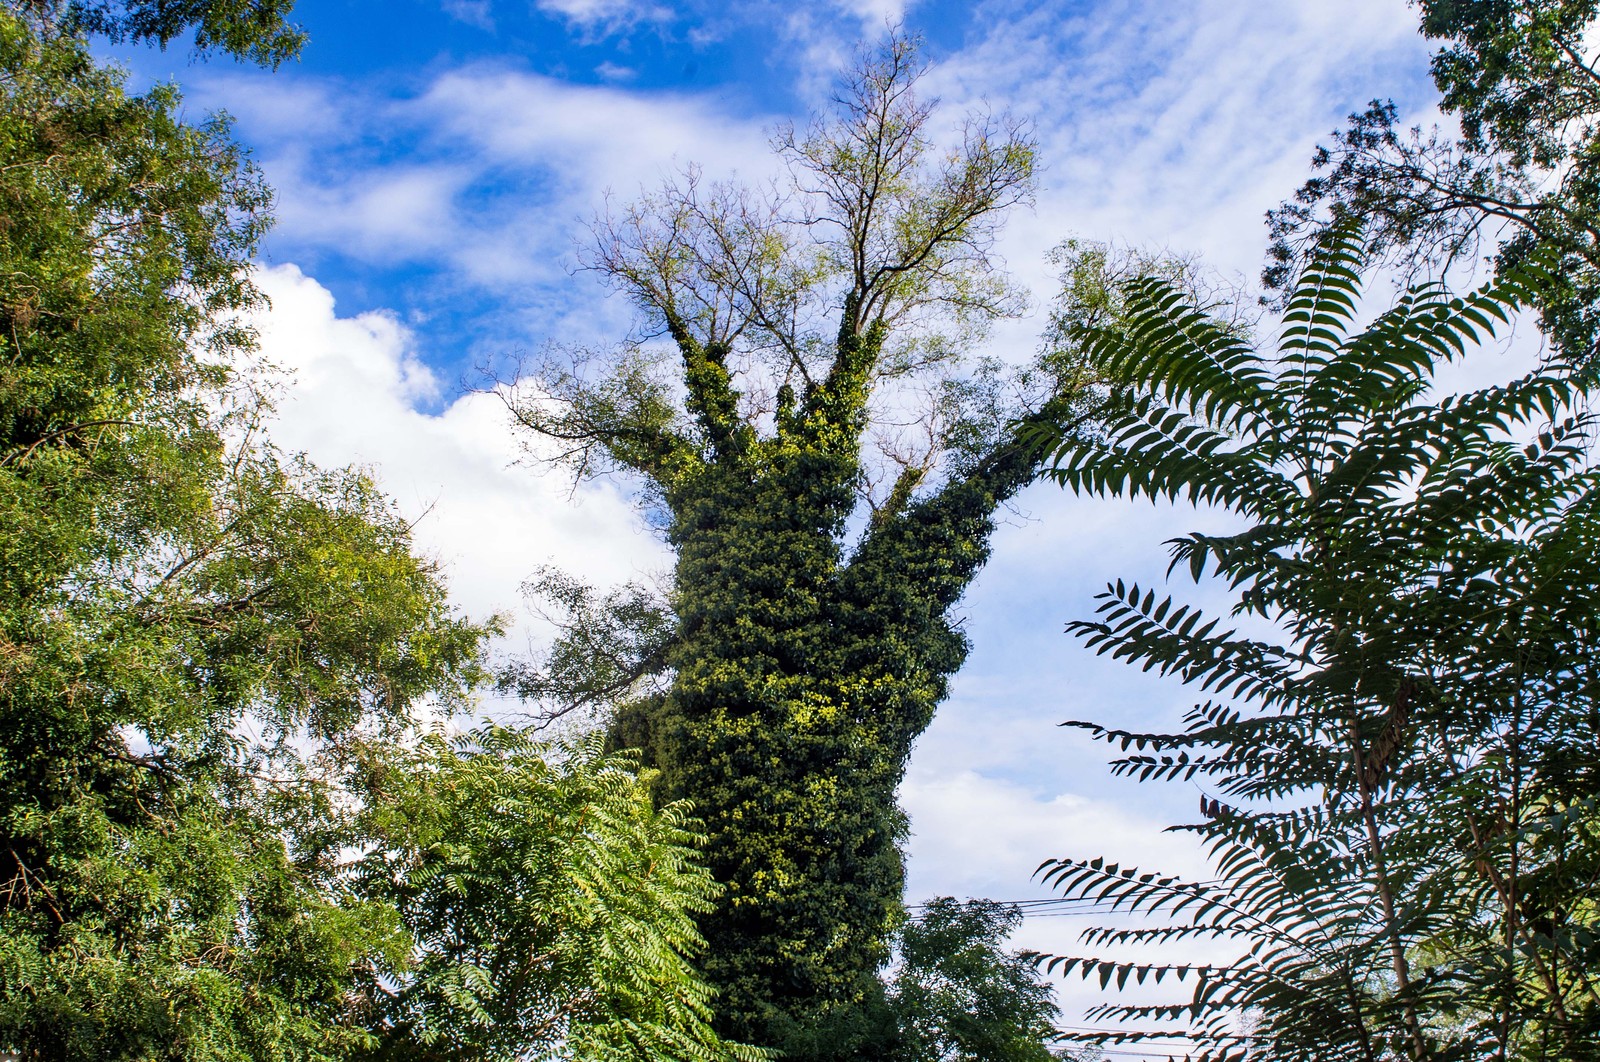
504,38,1060,1057
603,320,1043,1053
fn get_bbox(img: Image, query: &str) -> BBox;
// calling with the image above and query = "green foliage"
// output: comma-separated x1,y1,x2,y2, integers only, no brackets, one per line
1267,0,1600,357
26,0,307,66
764,898,1065,1062
353,728,767,1062
0,12,487,1058
504,37,1088,1056
886,899,1060,1062
0,9,770,1060
624,370,1036,1056
1030,228,1600,1059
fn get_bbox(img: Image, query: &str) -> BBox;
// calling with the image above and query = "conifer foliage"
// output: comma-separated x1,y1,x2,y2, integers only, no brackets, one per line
1030,229,1600,1059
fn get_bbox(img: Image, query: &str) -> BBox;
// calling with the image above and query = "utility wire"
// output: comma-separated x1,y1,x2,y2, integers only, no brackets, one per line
905,881,1227,912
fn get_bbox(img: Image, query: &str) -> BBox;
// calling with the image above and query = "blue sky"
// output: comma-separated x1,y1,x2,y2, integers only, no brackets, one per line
134,0,1462,1038
129,0,1443,386
136,0,1011,383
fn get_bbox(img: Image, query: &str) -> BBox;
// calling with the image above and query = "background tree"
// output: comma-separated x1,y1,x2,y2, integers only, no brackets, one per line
884,898,1062,1062
1027,229,1600,1059
502,36,1096,1056
1267,0,1600,359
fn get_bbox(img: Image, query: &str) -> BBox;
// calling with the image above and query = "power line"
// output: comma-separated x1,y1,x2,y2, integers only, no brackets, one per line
905,882,1227,912
1057,1029,1202,1044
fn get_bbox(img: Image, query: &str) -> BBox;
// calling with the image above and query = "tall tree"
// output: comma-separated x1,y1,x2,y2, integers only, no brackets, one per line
0,8,486,1057
1267,0,1600,358
0,7,773,1061
504,37,1090,1055
1029,228,1600,1059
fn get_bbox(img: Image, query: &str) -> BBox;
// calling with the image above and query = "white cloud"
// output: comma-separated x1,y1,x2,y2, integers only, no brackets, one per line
595,60,638,81
404,66,780,310
534,0,673,35
251,263,669,637
442,0,495,30
780,0,908,84
901,767,1211,901
921,0,1432,311
830,0,908,24
203,66,778,353
183,74,347,140
900,764,1228,1031
269,162,472,265
413,66,772,180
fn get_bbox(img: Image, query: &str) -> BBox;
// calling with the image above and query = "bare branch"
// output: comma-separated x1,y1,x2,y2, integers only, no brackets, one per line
506,32,1043,516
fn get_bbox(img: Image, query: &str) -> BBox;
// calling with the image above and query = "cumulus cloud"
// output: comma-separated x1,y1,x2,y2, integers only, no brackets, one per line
197,65,779,361
901,768,1211,900
412,66,772,182
900,763,1226,1031
269,163,473,266
251,262,669,635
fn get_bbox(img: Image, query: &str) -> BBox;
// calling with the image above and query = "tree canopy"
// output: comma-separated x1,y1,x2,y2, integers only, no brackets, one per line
352,729,768,1062
0,8,480,1055
0,9,760,1061
1268,0,1600,357
20,0,305,65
